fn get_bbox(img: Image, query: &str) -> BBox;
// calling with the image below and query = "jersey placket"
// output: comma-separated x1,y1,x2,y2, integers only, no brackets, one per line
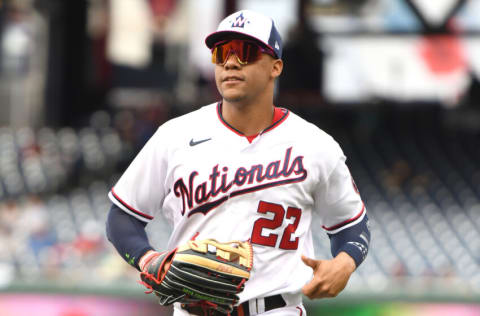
215,102,289,150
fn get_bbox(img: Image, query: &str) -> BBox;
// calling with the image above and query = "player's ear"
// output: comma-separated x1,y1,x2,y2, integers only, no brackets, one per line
271,58,283,79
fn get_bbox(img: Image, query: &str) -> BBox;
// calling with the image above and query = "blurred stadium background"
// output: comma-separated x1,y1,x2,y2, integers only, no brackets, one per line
0,0,479,315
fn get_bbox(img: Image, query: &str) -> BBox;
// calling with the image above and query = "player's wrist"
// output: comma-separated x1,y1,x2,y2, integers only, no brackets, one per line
139,250,161,272
335,252,357,273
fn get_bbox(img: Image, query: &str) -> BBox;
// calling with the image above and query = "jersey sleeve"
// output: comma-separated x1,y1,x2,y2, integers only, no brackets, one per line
108,125,169,223
314,147,365,234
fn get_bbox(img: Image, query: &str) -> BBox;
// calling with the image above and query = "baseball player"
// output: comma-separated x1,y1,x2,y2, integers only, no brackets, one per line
106,9,370,316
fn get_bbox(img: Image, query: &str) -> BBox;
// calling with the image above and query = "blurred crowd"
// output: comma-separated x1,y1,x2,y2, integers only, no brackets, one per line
0,108,170,288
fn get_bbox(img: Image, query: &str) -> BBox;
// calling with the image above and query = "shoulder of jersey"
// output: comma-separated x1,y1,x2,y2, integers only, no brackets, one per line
286,110,343,158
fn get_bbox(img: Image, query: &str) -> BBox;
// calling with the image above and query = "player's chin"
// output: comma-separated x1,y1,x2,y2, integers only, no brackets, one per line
221,90,247,103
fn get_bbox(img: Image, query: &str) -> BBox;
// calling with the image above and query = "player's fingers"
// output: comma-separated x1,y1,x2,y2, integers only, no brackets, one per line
302,279,334,299
301,255,318,269
301,280,317,298
302,256,331,298
302,280,330,299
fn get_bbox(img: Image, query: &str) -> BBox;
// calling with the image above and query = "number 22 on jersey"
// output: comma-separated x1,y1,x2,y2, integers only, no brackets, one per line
251,201,302,250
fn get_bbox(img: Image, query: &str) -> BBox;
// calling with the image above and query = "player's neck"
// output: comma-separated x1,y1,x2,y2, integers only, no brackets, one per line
221,100,275,136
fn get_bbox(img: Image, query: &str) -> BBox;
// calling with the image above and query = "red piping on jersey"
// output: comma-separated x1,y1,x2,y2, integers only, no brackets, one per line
263,106,289,133
322,203,365,231
111,188,154,220
216,102,289,142
296,306,303,316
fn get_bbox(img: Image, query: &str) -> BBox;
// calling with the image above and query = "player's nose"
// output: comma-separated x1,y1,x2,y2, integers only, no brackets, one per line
223,52,242,69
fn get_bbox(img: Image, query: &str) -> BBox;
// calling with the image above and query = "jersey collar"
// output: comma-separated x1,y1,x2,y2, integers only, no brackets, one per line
216,102,289,142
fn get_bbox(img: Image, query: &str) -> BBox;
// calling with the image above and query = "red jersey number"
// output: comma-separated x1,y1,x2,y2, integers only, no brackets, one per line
251,201,302,250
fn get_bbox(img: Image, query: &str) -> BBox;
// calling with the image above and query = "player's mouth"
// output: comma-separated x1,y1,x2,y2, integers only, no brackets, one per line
222,76,244,83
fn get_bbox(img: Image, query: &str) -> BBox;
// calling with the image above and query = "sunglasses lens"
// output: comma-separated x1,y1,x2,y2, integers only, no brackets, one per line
212,40,262,65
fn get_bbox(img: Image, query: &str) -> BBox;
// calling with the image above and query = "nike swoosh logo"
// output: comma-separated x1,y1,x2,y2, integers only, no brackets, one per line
189,138,212,146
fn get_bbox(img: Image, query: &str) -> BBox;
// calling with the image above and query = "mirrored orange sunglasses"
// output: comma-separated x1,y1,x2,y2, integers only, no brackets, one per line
211,39,276,65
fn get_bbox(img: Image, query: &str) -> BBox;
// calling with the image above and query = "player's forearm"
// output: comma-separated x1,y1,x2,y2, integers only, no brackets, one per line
328,214,371,268
106,204,154,271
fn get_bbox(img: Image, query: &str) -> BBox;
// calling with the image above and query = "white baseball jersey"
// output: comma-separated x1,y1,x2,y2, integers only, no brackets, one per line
109,102,365,304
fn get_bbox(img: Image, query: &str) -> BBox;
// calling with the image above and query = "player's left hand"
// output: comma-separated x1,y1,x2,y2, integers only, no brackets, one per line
139,239,253,314
301,252,356,299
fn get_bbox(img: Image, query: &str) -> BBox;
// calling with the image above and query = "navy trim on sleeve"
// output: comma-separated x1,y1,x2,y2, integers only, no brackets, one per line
328,214,370,268
110,188,154,221
106,204,154,271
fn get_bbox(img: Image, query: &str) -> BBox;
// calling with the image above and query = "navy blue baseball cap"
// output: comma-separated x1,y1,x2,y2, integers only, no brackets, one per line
205,10,283,59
